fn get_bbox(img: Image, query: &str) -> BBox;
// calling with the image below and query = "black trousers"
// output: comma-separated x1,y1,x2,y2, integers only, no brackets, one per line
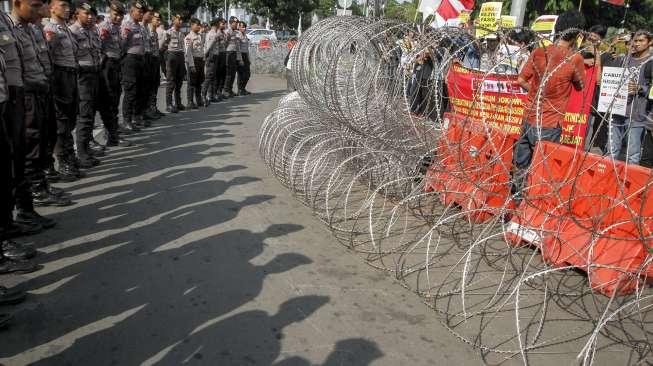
215,53,227,96
99,58,121,139
4,87,31,212
160,51,167,79
45,80,57,169
24,91,48,189
122,54,145,122
166,52,185,107
224,51,238,94
236,53,251,92
203,54,217,99
52,66,78,161
77,69,99,159
187,57,205,105
149,55,161,110
0,102,12,232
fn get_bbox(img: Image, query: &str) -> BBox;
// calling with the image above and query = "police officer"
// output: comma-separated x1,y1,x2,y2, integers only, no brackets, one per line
45,0,82,180
163,14,185,113
0,2,43,268
7,0,73,215
69,2,102,168
223,16,242,98
156,19,167,80
98,1,130,146
202,18,220,106
120,0,145,131
185,18,204,109
236,21,251,96
147,12,164,117
213,18,227,102
140,5,159,123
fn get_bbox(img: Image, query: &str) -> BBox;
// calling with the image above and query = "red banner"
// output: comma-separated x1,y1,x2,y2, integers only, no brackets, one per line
446,63,597,147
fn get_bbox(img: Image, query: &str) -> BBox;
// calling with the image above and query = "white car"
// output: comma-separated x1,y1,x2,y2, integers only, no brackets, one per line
247,29,278,45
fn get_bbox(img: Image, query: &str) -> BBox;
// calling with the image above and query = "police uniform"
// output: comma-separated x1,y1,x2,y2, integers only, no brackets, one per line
7,13,54,210
31,22,58,180
120,1,146,129
70,4,102,168
44,14,79,177
184,27,204,108
98,1,126,145
146,13,162,118
201,21,220,104
236,29,251,95
223,21,242,98
214,27,228,101
0,12,22,235
141,9,158,122
156,24,167,78
163,17,185,112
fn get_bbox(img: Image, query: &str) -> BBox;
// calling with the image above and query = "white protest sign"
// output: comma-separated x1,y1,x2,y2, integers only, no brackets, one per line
598,66,629,116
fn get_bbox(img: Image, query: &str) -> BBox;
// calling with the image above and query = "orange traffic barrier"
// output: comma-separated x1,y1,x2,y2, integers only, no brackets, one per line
425,113,516,223
505,140,653,296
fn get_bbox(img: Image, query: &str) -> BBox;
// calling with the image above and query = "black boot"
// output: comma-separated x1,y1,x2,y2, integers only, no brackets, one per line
0,286,26,306
16,210,57,229
0,257,40,274
1,240,37,260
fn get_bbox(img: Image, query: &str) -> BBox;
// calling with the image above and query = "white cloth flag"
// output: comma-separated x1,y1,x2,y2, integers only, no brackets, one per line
418,0,443,21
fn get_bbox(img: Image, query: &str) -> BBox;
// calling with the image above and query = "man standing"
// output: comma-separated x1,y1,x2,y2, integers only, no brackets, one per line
202,18,220,106
70,2,102,168
98,1,130,146
147,12,163,117
236,20,251,96
213,18,227,102
140,5,159,124
512,10,586,199
120,0,145,131
163,14,185,113
156,19,167,82
7,1,71,214
222,16,242,99
184,18,204,109
45,0,81,180
606,30,653,165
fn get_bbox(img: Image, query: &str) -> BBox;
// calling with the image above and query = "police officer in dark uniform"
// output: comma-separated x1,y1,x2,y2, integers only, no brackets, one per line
120,0,145,131
98,1,130,146
140,5,159,124
70,2,102,168
45,0,82,180
147,12,163,118
0,5,40,273
163,14,185,113
213,18,227,102
222,16,242,98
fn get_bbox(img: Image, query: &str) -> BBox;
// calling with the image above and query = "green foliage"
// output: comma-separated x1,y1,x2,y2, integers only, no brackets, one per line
384,0,418,22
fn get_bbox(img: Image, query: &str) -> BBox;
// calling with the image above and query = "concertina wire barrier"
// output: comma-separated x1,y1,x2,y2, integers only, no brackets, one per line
257,16,653,365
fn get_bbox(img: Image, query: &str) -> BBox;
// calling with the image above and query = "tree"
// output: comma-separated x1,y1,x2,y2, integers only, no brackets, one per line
238,0,317,28
385,0,418,22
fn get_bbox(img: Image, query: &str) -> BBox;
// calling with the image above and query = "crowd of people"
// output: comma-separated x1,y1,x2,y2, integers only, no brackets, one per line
398,10,653,170
0,0,254,326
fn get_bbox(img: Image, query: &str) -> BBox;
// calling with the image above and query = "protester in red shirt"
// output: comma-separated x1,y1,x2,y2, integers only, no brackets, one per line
511,10,587,199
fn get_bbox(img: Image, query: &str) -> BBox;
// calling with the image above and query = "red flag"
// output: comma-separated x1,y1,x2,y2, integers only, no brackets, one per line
602,0,626,5
435,0,475,24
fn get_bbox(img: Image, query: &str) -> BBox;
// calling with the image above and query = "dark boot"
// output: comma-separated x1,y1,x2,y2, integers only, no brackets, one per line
0,286,26,306
16,210,56,229
0,257,40,274
1,240,37,260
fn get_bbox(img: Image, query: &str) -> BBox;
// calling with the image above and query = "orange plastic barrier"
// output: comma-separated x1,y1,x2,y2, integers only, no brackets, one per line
425,113,516,223
259,39,272,50
505,141,653,296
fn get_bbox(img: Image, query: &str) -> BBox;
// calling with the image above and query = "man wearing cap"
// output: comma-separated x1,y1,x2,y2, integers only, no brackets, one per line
45,0,82,180
184,18,204,109
147,12,164,117
223,16,242,98
98,1,130,146
120,0,146,131
140,5,159,123
163,14,185,113
156,19,167,81
202,18,221,105
70,2,102,168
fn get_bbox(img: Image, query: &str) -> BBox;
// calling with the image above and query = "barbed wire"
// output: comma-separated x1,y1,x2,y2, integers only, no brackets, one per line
258,16,653,364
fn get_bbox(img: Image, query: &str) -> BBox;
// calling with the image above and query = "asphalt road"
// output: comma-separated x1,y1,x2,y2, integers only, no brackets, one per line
0,76,484,366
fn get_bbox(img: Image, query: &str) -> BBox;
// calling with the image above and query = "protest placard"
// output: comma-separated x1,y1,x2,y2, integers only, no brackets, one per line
598,66,629,116
476,2,502,38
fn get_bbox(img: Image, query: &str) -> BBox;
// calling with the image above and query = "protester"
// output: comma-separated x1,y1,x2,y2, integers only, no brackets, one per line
606,30,653,165
585,24,611,154
512,10,587,200
409,49,434,117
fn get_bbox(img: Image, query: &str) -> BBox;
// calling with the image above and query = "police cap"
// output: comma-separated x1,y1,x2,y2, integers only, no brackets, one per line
153,12,161,19
229,16,238,23
110,0,126,14
76,1,93,12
